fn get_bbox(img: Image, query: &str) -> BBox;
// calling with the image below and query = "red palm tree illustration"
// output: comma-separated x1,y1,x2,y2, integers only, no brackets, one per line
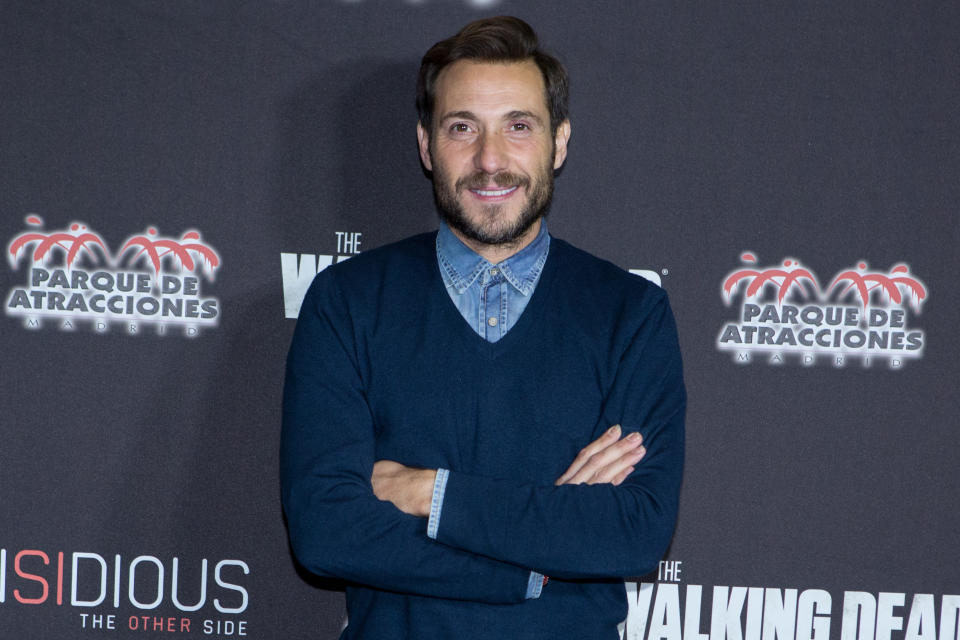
119,228,220,279
8,218,109,268
829,263,927,311
723,254,819,305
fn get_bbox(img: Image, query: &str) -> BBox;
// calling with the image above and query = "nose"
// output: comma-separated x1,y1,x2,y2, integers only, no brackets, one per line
474,130,508,175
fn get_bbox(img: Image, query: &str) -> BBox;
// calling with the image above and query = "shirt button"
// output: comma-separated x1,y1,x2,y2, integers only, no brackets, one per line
489,268,499,276
487,317,498,327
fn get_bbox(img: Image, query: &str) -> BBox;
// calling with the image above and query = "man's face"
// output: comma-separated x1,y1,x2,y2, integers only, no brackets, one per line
418,59,570,251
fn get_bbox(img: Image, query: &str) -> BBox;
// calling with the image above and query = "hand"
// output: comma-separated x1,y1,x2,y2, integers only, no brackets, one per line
371,460,436,517
555,425,645,486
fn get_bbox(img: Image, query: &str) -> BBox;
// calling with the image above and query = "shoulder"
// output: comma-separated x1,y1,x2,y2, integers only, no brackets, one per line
328,232,434,281
548,237,682,364
310,232,434,289
549,237,667,311
298,232,436,317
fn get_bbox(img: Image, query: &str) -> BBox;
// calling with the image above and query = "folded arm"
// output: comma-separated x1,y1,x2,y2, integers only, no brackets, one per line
372,294,685,580
372,423,647,516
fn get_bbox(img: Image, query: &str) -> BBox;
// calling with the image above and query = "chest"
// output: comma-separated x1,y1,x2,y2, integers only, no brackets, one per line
362,314,614,484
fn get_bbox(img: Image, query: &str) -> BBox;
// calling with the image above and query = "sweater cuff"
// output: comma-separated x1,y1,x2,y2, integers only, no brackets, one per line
427,468,449,539
525,571,545,599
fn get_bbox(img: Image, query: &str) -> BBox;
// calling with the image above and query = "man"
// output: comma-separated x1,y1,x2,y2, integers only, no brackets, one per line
281,16,685,639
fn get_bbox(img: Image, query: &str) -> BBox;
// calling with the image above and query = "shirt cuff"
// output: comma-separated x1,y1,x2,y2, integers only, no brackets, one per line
426,468,449,540
525,571,545,599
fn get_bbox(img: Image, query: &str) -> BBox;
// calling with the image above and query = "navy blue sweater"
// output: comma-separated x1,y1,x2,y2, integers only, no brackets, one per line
281,232,686,639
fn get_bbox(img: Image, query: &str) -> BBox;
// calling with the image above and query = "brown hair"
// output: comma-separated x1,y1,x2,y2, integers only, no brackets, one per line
416,16,569,135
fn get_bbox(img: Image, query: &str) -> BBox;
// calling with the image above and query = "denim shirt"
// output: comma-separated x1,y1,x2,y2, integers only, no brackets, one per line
430,220,550,598
436,220,550,342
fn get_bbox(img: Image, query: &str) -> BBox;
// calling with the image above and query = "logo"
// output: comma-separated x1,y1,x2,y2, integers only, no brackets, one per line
6,216,221,337
0,547,249,635
717,252,927,368
281,231,363,319
621,560,960,640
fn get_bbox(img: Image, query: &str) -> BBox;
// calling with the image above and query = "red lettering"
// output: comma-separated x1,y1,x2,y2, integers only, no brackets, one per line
57,551,64,605
14,550,49,604
129,615,153,630
126,616,190,633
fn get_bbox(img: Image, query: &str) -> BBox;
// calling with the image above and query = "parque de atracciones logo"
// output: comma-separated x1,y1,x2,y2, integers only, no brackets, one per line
6,216,221,337
716,252,927,369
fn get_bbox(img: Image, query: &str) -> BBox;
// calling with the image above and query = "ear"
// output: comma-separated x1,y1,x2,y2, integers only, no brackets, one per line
417,122,432,171
553,119,571,170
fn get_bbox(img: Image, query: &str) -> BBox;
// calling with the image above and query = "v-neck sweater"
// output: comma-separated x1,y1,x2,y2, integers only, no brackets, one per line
281,231,686,639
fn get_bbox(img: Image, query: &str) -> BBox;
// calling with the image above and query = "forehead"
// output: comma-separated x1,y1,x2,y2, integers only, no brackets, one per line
433,59,548,119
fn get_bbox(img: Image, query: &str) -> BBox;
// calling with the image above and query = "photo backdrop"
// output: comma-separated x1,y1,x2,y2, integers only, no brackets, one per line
2,2,958,638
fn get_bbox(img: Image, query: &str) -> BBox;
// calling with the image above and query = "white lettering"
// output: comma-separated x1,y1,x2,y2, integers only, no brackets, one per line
281,253,331,319
940,595,960,640
649,583,682,640
711,586,748,640
762,589,797,640
71,552,108,607
684,585,710,640
841,591,876,640
171,557,207,612
630,269,662,287
623,582,655,640
797,589,832,640
904,594,936,640
214,560,250,614
128,556,164,610
877,592,905,640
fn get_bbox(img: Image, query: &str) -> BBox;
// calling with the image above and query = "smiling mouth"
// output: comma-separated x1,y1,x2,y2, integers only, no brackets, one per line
470,186,519,197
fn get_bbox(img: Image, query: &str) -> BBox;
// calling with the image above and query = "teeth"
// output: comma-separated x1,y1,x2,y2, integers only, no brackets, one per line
474,187,517,197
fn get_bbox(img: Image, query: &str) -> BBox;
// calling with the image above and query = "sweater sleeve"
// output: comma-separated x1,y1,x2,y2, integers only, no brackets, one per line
280,275,531,603
431,293,686,580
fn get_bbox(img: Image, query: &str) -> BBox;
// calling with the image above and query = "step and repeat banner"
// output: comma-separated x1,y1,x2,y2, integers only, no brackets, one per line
2,2,957,639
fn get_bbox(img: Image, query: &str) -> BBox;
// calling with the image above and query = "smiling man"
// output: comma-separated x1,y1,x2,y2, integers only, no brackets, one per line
282,16,686,639
421,57,566,259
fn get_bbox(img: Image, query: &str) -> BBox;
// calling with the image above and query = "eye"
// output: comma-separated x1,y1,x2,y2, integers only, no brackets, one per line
449,122,472,133
510,122,530,131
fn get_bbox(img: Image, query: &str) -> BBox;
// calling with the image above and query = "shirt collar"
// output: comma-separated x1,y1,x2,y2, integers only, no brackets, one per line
436,220,550,296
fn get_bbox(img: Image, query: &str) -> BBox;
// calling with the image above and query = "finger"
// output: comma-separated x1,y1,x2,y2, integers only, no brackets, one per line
575,445,644,485
556,427,620,484
556,428,637,485
555,425,622,485
581,446,645,485
580,431,643,475
564,434,644,485
610,465,636,487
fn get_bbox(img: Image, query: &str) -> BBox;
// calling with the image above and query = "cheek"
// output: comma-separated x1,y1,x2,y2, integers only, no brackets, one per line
435,137,476,158
517,145,555,176
519,137,554,162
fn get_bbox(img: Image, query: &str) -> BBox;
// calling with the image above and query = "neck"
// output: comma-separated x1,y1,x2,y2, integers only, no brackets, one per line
449,218,542,264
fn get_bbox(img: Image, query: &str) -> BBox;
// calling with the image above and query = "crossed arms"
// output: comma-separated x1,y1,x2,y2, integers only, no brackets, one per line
371,424,647,517
281,272,685,604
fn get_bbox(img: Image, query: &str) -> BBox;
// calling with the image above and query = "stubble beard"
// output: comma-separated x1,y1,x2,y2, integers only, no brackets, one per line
432,160,554,248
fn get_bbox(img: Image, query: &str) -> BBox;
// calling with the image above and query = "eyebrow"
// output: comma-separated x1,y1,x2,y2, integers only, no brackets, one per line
439,110,545,127
505,110,544,126
439,110,478,123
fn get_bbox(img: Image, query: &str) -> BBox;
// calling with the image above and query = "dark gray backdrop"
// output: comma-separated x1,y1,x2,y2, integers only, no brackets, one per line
2,2,957,639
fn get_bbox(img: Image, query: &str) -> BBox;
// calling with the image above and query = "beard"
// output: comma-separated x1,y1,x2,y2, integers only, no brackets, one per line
431,160,554,248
